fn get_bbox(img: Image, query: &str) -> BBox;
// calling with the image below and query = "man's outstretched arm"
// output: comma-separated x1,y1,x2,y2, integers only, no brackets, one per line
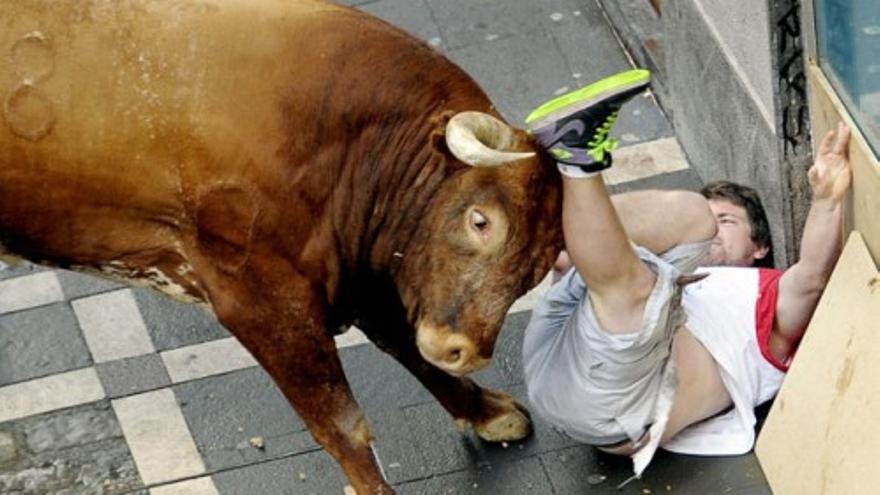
773,122,852,359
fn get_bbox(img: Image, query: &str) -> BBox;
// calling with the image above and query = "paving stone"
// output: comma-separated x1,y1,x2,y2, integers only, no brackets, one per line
96,354,172,398
150,476,219,495
360,0,443,49
393,385,578,479
133,288,229,351
605,137,691,185
340,343,448,414
539,444,771,494
536,444,632,494
609,168,705,195
212,450,349,495
0,261,47,281
0,437,142,495
368,407,430,484
372,395,575,486
73,289,156,363
0,303,92,386
340,338,509,412
0,368,105,424
0,271,65,315
22,402,122,454
149,476,219,495
427,0,585,50
446,31,575,125
56,269,124,300
395,455,554,495
489,311,531,387
549,3,633,81
175,367,316,472
613,94,675,146
0,431,15,464
0,367,106,425
0,402,140,494
161,337,257,384
113,389,206,485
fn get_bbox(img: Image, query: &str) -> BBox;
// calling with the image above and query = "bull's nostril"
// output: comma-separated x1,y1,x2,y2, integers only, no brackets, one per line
446,348,464,365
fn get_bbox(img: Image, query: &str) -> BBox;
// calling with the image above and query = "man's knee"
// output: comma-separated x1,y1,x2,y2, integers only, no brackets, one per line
666,191,716,244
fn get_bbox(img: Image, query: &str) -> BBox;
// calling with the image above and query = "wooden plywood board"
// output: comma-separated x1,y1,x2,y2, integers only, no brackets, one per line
756,232,880,495
807,64,880,264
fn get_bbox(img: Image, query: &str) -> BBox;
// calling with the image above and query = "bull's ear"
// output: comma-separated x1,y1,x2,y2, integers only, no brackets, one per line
432,110,456,129
430,110,456,156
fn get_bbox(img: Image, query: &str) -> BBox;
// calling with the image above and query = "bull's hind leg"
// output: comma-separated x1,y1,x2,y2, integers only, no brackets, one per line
213,294,391,494
368,331,531,443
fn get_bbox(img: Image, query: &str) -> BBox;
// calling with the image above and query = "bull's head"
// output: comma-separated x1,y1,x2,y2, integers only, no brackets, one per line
403,111,563,376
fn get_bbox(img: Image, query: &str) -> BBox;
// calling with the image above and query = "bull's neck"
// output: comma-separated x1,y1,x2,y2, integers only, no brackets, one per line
336,114,449,280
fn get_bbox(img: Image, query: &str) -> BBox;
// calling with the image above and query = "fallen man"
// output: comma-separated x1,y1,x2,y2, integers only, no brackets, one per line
521,69,852,482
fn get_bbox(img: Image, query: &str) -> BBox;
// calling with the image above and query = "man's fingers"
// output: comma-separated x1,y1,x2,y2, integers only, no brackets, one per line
818,127,836,155
832,122,851,156
808,165,820,185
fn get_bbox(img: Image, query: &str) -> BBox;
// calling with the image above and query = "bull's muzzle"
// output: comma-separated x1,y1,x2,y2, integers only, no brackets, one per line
415,323,489,376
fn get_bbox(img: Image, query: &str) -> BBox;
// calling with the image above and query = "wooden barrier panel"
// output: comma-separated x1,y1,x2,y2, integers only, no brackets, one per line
756,231,880,494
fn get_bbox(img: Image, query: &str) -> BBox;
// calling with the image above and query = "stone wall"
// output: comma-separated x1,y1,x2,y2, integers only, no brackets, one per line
663,0,792,266
598,0,818,266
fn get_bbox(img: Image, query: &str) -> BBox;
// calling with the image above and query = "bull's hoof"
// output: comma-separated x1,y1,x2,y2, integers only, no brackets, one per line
471,390,533,442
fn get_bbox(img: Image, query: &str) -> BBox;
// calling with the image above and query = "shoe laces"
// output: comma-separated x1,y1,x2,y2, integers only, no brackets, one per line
587,111,620,161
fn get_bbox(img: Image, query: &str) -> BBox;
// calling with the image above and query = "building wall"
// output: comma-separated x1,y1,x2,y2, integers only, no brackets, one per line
663,0,793,266
699,0,776,129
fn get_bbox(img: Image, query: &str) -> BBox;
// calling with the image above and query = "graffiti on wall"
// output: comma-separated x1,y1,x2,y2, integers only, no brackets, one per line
776,2,810,157
773,0,812,253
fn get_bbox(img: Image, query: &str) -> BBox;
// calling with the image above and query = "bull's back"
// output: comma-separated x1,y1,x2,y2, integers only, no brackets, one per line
0,0,410,265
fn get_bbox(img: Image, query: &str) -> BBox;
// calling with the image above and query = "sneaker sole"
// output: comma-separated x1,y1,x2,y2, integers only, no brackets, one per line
525,69,651,128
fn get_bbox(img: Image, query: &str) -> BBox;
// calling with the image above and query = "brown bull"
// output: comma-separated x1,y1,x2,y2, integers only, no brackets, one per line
0,1,563,492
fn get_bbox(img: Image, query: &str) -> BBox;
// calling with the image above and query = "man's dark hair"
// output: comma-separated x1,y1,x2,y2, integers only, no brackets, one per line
701,180,775,268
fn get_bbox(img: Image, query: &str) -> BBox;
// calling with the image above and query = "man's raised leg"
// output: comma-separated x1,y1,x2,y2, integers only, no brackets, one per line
561,176,657,333
611,190,717,255
552,189,716,281
527,70,708,333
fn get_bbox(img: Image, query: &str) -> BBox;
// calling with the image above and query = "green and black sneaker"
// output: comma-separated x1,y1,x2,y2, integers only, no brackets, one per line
526,69,651,174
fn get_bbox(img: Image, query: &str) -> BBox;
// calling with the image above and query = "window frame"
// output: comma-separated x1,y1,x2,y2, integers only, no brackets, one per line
803,0,880,263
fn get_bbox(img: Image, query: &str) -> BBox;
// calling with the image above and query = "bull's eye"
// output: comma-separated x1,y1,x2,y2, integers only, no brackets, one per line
464,204,507,250
471,210,489,231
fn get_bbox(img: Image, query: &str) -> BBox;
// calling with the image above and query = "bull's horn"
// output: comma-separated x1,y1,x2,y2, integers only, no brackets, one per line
446,111,534,167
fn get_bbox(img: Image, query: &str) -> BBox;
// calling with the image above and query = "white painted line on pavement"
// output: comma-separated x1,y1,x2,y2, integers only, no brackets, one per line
0,271,64,314
335,327,370,348
113,389,206,485
149,476,219,495
73,289,156,363
161,337,257,384
604,137,690,185
0,367,105,423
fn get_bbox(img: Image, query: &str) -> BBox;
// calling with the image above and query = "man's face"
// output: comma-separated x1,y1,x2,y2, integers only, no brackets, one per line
705,199,769,267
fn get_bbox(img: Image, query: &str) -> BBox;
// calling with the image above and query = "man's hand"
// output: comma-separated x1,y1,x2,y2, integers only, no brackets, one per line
774,121,852,364
808,122,852,203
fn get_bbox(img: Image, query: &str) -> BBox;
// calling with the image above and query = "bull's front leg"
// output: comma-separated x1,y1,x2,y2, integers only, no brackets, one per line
368,330,532,443
240,328,390,493
214,295,391,494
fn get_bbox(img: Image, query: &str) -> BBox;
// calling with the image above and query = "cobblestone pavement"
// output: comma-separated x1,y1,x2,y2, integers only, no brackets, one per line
0,0,770,494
